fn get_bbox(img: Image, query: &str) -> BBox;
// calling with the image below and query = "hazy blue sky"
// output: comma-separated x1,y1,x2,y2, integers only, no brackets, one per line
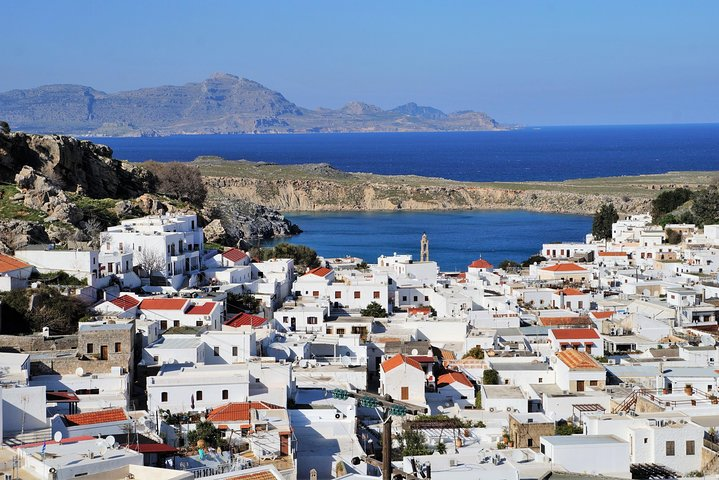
4,1,718,125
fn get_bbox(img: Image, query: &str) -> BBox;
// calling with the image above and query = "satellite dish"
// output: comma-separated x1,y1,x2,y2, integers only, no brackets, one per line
340,356,351,367
411,349,419,356
300,360,309,369
139,314,147,320
99,444,108,456
106,436,116,448
53,431,63,442
75,367,85,377
167,358,175,364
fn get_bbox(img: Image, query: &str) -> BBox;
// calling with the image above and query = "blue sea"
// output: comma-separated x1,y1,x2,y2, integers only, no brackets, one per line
93,124,718,268
92,123,719,182
262,211,592,271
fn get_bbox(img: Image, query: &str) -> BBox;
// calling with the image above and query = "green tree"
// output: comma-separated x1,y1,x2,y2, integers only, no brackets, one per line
499,259,520,270
482,369,500,385
226,292,262,314
555,421,583,435
255,243,320,270
475,392,482,409
522,255,547,267
691,187,719,226
396,430,430,457
463,346,485,360
435,441,446,454
592,203,619,240
187,421,225,449
0,287,89,335
360,301,387,318
651,187,692,222
0,121,10,134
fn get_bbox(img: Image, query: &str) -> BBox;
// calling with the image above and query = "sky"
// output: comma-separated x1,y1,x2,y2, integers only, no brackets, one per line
3,1,718,126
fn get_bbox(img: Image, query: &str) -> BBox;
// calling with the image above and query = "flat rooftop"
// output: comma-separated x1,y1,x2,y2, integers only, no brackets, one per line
542,434,627,446
483,385,525,399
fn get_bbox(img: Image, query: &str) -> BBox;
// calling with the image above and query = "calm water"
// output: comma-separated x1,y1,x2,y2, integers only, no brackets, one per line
94,125,716,265
262,211,592,270
92,123,719,182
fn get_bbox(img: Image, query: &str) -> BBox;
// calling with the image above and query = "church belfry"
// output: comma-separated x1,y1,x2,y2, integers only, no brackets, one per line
420,232,429,262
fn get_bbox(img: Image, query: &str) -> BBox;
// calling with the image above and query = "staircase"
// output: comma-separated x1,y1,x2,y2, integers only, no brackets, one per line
613,390,640,413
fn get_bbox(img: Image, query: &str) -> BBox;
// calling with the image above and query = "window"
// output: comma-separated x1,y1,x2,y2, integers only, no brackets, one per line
196,321,203,327
424,296,429,301
527,438,533,447
87,343,94,354
402,296,407,302
686,440,695,455
354,291,361,299
214,347,220,356
401,386,409,400
161,392,168,402
590,380,598,386
196,390,203,401
337,328,345,335
666,441,675,456
232,346,238,356
173,321,180,327
222,390,229,400
413,296,418,302
538,378,543,383
153,356,159,362
114,342,122,353
644,438,648,444
308,317,318,325
160,321,167,330
283,316,288,323
312,290,320,297
373,291,380,299
335,291,342,299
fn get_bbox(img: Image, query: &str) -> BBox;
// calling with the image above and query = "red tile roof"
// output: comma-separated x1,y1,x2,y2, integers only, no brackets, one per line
225,312,268,328
557,288,585,296
207,402,283,422
222,248,248,263
469,259,493,269
409,355,435,364
551,328,600,340
438,372,473,388
381,353,422,373
541,263,587,272
110,295,140,311
556,350,603,370
305,266,332,277
598,251,627,257
139,298,189,311
64,408,128,426
590,311,615,319
186,302,218,315
126,442,178,454
408,307,432,315
0,254,31,273
222,471,279,480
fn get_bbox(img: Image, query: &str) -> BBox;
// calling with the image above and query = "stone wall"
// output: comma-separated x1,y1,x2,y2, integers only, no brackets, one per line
0,334,77,352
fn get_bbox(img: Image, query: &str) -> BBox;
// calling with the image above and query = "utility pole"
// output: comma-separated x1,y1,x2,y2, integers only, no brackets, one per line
330,388,427,480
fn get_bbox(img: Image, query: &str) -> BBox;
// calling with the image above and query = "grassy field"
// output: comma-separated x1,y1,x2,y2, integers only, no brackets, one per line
194,157,718,198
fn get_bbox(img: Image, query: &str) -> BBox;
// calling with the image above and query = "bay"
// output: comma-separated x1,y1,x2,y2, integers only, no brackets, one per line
261,210,592,271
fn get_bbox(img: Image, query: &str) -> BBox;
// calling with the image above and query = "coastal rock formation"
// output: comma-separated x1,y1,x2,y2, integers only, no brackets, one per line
202,175,651,216
0,130,154,199
0,219,50,253
203,198,301,248
0,73,504,136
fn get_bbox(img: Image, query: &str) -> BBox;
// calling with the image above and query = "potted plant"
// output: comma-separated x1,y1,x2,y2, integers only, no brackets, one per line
684,384,693,396
709,395,718,405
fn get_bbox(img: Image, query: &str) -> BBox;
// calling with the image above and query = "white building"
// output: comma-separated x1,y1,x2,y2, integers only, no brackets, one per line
379,354,426,406
15,247,117,289
0,253,33,291
102,213,203,290
540,435,631,478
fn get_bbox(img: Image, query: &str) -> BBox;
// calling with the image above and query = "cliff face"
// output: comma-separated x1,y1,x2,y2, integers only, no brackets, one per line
203,176,651,215
0,131,154,198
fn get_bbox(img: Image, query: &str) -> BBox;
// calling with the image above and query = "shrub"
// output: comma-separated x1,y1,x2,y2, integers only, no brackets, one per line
187,421,225,449
522,255,547,267
144,161,207,206
0,287,89,335
463,346,485,359
651,187,692,221
691,186,719,226
252,243,319,270
665,228,682,244
555,421,583,435
226,292,262,314
483,369,500,385
360,301,387,318
395,430,430,457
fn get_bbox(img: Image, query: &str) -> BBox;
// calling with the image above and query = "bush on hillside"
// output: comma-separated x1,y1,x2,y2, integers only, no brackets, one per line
651,187,693,222
144,161,207,206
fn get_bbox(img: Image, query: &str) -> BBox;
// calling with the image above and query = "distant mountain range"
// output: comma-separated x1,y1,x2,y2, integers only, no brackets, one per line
0,73,506,136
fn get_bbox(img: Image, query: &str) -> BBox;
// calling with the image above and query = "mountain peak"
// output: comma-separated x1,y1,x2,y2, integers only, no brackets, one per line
209,72,240,81
340,101,383,115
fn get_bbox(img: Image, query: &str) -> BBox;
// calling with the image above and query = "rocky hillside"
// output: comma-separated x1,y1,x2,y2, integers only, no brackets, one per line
197,159,719,216
0,73,504,136
0,130,299,252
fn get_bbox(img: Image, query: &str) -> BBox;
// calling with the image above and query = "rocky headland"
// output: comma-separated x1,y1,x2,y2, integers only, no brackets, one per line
197,158,717,217
0,129,298,252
